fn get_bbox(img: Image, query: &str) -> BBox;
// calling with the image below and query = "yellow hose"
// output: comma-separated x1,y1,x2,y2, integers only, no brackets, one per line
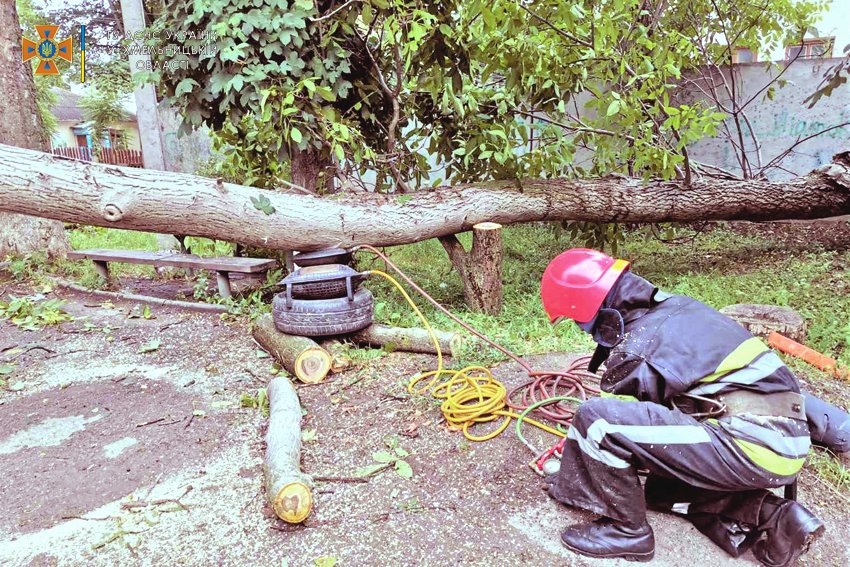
369,270,566,442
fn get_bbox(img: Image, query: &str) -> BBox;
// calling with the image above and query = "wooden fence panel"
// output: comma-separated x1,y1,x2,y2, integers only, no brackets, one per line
51,147,143,168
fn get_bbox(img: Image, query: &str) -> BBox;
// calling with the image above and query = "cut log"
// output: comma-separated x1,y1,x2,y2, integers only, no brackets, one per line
345,323,464,357
720,304,807,343
317,339,354,373
1,144,849,251
264,376,312,523
252,314,332,383
440,222,504,314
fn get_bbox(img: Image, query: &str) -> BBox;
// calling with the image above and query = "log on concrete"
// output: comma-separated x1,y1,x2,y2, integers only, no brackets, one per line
252,314,332,383
720,304,807,343
344,323,464,357
264,376,312,523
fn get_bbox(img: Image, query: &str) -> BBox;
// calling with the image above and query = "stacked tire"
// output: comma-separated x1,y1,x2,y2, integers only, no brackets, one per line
272,248,374,337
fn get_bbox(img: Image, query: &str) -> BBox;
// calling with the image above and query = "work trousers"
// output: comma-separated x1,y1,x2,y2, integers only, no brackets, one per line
545,398,799,530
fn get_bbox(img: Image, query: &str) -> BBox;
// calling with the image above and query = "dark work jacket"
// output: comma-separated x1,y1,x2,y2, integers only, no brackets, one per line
590,272,812,475
595,273,801,403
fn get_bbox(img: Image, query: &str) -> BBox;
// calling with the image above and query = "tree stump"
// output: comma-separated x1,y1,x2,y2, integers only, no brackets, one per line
265,377,312,523
719,304,807,343
438,222,504,315
252,314,332,383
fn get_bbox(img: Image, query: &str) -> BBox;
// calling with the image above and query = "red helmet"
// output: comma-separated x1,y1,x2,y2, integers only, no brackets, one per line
540,248,630,324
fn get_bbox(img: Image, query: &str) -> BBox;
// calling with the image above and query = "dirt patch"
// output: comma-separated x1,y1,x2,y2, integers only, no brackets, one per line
0,379,231,534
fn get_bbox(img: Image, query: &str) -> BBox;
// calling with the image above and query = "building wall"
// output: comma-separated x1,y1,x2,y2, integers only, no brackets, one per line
50,122,78,149
684,57,850,180
116,121,142,151
50,121,142,152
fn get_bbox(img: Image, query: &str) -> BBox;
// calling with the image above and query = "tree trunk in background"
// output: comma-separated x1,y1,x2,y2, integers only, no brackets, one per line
290,147,333,193
1,144,850,251
439,222,504,315
0,0,69,259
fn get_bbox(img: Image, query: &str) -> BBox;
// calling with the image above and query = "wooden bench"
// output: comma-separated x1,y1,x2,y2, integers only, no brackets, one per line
68,249,279,298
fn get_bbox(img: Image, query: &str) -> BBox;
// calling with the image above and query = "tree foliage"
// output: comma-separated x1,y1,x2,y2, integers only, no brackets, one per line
152,0,825,193
79,87,129,152
806,42,850,107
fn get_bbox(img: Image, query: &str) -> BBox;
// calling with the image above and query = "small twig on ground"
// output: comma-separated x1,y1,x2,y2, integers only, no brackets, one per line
184,413,195,429
9,344,55,358
60,515,114,521
312,476,370,484
159,319,186,332
331,372,366,396
121,485,194,511
44,348,88,359
297,379,334,389
136,417,165,428
156,418,184,426
801,469,850,506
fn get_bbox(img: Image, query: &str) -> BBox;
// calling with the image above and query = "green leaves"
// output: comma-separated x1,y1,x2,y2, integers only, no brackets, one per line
355,439,414,479
138,339,161,354
250,194,277,215
394,459,413,479
174,78,199,97
0,296,72,330
240,387,270,415
606,100,622,117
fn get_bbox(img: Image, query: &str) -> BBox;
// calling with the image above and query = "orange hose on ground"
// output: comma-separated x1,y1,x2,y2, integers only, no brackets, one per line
767,331,849,381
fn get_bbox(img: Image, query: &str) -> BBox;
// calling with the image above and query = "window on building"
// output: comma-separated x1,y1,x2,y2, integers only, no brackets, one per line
785,37,834,61
75,134,88,148
732,47,757,64
109,129,124,147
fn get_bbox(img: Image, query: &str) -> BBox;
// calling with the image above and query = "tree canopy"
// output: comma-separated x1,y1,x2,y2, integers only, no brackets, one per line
152,0,826,193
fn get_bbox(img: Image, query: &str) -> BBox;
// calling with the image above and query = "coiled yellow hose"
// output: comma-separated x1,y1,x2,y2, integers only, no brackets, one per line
369,269,566,443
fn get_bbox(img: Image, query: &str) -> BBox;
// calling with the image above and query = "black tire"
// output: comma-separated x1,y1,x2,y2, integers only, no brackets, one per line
272,288,374,336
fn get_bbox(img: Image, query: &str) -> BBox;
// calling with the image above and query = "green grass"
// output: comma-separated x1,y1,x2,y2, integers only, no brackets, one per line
360,223,850,367
69,226,159,252
66,226,161,282
360,225,594,366
805,448,850,493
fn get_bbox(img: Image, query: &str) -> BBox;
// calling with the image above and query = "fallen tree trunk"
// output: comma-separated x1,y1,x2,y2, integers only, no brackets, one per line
0,144,849,251
265,376,312,523
253,315,332,383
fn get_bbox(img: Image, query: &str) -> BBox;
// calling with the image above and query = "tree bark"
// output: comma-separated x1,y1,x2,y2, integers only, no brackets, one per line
291,147,333,193
344,323,464,357
264,376,312,523
0,2,68,259
0,144,849,251
439,222,504,315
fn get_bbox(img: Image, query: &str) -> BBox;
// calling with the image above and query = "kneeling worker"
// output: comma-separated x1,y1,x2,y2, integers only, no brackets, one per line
540,248,848,565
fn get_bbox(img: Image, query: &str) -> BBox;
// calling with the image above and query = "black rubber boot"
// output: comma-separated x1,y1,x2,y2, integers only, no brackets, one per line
753,495,825,567
561,517,655,562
